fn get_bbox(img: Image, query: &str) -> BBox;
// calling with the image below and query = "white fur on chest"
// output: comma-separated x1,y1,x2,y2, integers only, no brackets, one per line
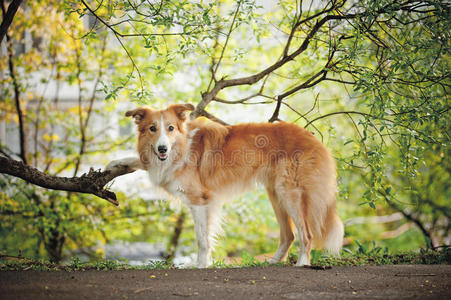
146,158,172,186
146,157,189,202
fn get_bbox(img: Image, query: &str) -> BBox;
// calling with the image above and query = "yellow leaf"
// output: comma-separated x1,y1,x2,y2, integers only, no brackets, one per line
42,133,59,142
43,133,51,142
67,107,79,114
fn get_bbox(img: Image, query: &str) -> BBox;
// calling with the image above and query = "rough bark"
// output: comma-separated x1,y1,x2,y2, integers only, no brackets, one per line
165,211,186,261
0,155,135,206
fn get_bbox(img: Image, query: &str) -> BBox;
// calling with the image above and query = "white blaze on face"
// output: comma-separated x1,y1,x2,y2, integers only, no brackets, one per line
156,115,171,159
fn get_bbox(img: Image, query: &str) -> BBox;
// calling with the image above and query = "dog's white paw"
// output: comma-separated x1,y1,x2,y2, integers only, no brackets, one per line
296,254,310,267
196,263,209,268
105,157,140,172
105,160,125,172
268,257,280,264
196,256,212,268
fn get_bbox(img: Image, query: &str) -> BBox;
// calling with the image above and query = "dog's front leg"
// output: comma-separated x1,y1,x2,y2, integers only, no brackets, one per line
105,157,145,174
190,205,212,268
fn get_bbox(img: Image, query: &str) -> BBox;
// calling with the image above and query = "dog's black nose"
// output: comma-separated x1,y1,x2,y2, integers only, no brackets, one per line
158,145,167,154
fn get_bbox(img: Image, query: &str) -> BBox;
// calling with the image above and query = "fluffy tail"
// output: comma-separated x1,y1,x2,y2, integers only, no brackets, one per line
323,212,344,256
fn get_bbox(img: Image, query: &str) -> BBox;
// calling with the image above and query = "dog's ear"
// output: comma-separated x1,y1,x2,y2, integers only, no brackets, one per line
125,107,150,124
169,104,195,121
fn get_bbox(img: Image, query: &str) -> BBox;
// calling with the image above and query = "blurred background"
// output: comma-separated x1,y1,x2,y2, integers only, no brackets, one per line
0,0,449,265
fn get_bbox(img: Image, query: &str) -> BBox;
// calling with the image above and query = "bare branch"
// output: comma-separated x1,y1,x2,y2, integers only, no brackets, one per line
268,67,329,123
193,12,358,118
3,2,27,164
207,0,242,92
73,34,107,176
282,0,345,57
196,109,229,126
0,0,22,43
0,155,136,206
379,189,436,248
323,77,355,85
282,100,324,142
213,91,274,105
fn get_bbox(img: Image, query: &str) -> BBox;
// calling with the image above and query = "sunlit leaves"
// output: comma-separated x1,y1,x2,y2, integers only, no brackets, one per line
1,0,450,261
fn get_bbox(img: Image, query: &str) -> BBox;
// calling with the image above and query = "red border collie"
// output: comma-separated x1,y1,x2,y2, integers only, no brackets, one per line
107,104,343,267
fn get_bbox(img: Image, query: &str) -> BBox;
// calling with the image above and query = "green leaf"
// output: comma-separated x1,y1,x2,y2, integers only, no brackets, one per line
385,186,392,195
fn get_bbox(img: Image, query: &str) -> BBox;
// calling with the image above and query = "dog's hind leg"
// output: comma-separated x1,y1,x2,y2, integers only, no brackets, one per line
266,186,295,264
276,184,313,266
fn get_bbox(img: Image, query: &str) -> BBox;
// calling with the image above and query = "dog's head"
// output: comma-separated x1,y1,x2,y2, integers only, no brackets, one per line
126,104,194,162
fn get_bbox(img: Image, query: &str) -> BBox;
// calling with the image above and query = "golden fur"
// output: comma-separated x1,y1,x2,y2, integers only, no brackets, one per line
112,104,344,267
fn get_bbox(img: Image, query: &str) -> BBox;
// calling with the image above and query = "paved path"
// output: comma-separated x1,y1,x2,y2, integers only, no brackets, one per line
1,265,450,299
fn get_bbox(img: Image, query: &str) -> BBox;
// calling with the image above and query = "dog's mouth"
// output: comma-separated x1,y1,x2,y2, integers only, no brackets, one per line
158,153,168,161
152,145,168,161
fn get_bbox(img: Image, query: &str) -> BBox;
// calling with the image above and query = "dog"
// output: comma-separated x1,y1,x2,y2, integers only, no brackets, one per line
106,104,344,267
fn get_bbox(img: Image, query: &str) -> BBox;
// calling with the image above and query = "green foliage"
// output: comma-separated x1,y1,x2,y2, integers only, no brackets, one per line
239,251,266,267
1,0,449,265
311,248,450,267
213,190,279,259
1,246,448,271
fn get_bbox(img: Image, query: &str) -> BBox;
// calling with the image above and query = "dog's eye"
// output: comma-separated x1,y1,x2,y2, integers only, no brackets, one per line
149,125,157,132
168,125,174,132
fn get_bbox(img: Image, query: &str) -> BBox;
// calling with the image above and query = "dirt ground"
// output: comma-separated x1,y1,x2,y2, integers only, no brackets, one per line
0,265,450,299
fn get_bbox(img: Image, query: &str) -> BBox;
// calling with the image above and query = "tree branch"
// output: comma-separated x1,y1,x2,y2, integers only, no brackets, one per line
213,92,273,105
207,0,241,92
304,110,442,144
0,155,136,206
80,0,197,38
268,53,337,123
165,210,186,261
379,189,436,248
0,0,23,43
196,109,229,126
193,12,358,118
3,1,27,164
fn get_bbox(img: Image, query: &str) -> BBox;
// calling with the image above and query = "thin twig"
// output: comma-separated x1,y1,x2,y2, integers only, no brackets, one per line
207,0,242,93
3,1,27,164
